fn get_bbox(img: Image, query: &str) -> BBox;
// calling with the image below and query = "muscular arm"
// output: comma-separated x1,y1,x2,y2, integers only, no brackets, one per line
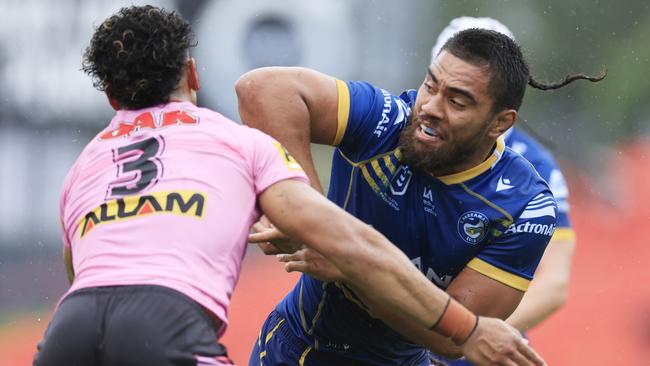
236,67,339,192
506,237,575,331
258,178,449,328
361,266,526,358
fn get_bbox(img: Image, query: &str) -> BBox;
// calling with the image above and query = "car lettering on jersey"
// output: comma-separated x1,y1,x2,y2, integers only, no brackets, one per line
78,190,205,238
99,110,199,140
457,211,490,244
504,222,555,236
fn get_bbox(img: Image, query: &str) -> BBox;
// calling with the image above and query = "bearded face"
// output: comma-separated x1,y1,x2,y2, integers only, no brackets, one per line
398,51,513,177
398,113,490,175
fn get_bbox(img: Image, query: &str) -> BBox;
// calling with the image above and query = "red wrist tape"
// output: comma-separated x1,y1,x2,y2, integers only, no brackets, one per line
431,297,479,345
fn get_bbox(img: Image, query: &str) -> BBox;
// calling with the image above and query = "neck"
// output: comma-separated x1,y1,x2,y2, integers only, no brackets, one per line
430,139,497,177
168,89,196,105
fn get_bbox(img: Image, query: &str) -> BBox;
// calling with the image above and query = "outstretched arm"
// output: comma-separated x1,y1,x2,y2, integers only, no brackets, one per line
260,179,545,365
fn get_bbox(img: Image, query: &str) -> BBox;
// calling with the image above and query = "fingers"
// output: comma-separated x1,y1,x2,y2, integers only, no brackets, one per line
284,260,308,273
503,348,532,366
517,340,546,366
251,221,270,234
260,215,273,227
257,242,282,255
248,230,278,243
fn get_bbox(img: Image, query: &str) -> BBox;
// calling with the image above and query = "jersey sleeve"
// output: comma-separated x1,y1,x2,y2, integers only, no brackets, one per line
248,129,310,194
545,168,574,241
507,129,574,241
334,80,413,162
467,192,558,291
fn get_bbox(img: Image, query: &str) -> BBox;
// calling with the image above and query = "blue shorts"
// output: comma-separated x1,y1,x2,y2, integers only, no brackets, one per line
250,310,429,366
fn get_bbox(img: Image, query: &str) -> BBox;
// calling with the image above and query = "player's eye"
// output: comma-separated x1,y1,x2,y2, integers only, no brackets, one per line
449,97,465,108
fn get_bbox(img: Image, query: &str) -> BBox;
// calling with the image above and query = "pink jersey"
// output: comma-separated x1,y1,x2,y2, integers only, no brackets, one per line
59,101,307,336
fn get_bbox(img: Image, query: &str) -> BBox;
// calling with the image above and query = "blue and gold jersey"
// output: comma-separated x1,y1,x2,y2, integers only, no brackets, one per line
505,128,574,240
275,81,557,365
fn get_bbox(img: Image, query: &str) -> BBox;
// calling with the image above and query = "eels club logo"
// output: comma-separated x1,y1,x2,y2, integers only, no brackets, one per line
457,211,490,244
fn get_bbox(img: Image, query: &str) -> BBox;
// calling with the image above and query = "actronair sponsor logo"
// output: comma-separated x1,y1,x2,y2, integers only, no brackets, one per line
78,190,206,238
505,222,556,236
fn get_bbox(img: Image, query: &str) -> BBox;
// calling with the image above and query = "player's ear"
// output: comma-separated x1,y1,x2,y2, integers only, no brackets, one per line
107,95,121,111
186,57,200,92
488,109,516,139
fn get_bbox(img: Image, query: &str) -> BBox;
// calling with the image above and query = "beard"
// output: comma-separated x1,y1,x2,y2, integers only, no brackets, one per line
398,115,488,176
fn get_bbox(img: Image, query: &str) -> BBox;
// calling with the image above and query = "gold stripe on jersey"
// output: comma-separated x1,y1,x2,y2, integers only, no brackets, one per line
265,318,286,343
334,79,350,146
335,282,374,317
360,164,382,194
466,257,530,291
338,148,398,167
299,281,328,336
437,136,506,185
552,228,575,241
339,149,402,196
383,155,397,174
342,167,357,210
299,346,313,366
459,183,513,225
370,159,390,187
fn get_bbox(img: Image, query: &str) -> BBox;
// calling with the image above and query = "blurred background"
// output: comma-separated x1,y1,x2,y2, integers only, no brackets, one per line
1,0,649,364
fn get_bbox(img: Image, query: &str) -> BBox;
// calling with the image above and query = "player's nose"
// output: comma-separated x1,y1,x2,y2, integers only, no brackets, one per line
420,93,445,121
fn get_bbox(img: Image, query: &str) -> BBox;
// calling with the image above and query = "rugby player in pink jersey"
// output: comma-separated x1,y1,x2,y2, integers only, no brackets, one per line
33,5,545,366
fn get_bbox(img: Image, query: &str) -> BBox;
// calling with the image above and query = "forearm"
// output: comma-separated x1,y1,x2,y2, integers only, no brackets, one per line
359,297,462,358
260,180,448,327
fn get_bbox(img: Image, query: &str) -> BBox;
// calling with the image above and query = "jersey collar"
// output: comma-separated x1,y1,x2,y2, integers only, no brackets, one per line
436,135,506,185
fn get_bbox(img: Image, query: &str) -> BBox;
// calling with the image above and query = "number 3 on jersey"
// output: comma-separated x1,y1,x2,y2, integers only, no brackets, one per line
107,136,164,199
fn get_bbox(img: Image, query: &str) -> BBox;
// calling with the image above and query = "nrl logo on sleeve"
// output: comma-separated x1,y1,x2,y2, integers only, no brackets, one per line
390,165,412,195
78,190,206,238
457,211,490,244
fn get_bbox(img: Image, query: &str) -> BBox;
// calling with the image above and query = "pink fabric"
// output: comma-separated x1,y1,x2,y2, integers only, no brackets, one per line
58,102,307,337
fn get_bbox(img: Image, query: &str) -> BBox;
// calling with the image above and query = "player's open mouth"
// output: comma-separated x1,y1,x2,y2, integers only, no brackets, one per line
418,124,444,143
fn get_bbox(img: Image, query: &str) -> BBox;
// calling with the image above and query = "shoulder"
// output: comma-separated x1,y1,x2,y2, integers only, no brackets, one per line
478,149,554,216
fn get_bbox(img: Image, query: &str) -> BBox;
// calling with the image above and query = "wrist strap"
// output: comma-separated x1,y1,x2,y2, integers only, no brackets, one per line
430,297,479,345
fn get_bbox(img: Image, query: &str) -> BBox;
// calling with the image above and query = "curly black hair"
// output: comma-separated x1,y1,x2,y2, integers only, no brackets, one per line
82,5,195,110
